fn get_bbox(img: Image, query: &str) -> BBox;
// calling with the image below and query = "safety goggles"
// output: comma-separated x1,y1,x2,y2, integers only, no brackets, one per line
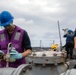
4,23,12,28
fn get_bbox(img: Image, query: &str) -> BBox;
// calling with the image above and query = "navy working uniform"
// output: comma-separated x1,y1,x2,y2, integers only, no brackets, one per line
63,29,74,59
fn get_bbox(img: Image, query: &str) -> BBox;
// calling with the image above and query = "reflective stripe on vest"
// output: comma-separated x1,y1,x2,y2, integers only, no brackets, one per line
14,32,20,40
0,34,5,42
0,32,21,42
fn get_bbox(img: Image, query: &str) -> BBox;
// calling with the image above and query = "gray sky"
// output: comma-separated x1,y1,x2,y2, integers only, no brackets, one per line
0,0,76,47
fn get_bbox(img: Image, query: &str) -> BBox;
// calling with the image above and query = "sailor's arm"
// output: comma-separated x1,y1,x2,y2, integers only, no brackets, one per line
74,29,76,50
22,49,32,57
74,37,76,50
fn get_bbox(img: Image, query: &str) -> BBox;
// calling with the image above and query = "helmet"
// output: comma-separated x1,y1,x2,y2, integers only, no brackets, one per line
51,44,58,49
68,29,72,33
51,45,56,49
0,11,14,26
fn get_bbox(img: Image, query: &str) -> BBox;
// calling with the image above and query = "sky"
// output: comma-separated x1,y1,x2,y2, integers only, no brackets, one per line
0,0,76,47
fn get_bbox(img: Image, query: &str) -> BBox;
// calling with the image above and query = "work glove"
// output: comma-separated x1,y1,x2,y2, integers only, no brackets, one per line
10,50,22,59
0,50,4,55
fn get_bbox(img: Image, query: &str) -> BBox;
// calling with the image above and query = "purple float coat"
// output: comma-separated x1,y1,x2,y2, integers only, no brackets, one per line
0,26,26,68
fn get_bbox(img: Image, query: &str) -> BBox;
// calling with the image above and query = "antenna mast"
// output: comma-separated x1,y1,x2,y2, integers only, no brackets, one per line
57,21,62,51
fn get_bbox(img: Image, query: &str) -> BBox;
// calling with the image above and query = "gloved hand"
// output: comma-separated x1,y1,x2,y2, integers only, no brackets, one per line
10,50,22,59
0,50,4,54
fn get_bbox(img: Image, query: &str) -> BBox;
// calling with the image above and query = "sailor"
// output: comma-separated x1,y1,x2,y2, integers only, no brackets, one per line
0,11,32,68
63,29,74,59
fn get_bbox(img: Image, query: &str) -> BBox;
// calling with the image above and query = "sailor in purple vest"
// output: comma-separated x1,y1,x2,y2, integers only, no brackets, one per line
0,11,32,68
